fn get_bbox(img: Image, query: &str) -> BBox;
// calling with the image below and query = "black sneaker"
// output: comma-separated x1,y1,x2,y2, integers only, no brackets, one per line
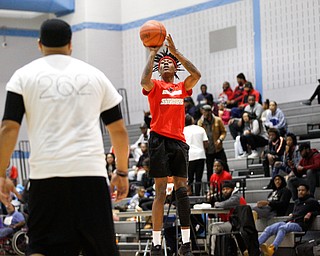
178,242,193,256
151,243,163,256
302,100,311,105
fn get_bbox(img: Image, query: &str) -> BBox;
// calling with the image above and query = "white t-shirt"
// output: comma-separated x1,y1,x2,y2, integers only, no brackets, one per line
6,54,122,179
183,125,208,161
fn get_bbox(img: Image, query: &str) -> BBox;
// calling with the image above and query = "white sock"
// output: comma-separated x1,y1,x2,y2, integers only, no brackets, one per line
181,228,190,244
152,231,161,246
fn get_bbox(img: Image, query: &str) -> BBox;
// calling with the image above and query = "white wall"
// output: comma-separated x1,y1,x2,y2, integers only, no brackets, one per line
260,0,320,102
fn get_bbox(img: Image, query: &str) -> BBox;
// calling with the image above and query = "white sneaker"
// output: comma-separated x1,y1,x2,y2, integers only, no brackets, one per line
239,152,248,158
248,150,259,159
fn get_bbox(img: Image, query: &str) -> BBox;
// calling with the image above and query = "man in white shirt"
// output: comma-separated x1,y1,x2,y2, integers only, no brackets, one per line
0,19,129,256
130,122,150,162
183,114,208,195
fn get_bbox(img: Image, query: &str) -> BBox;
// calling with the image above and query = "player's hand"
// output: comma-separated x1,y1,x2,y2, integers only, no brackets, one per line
165,34,178,55
0,177,15,206
110,173,129,202
148,46,161,55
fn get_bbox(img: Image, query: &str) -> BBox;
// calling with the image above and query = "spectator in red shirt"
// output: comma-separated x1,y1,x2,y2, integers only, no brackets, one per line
208,160,232,195
218,81,233,104
226,73,247,108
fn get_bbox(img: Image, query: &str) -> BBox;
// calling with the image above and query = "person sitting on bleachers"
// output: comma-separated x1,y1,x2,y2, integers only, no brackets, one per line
259,183,320,256
130,122,150,162
226,73,247,109
239,112,268,159
208,181,246,256
0,203,25,239
287,142,320,200
273,132,300,179
197,84,214,106
217,81,233,104
184,96,197,119
128,186,147,210
262,128,286,177
218,103,231,125
264,101,287,137
105,152,116,181
243,95,263,120
208,160,232,198
260,99,270,126
252,175,291,220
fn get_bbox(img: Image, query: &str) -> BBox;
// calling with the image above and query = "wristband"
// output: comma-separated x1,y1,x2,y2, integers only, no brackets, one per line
116,170,128,177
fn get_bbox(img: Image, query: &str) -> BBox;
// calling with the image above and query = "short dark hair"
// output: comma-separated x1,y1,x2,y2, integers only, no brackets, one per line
185,114,193,126
200,84,207,89
40,19,72,47
237,73,246,80
298,183,310,191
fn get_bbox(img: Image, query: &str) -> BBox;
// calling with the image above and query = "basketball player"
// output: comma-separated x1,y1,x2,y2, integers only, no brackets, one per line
141,34,201,256
0,19,129,256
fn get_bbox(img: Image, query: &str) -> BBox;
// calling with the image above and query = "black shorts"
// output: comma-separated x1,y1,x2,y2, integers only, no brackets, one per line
26,176,118,256
148,132,189,178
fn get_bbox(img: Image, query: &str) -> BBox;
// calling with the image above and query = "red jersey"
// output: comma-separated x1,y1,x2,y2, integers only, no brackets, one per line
209,170,232,192
142,79,192,142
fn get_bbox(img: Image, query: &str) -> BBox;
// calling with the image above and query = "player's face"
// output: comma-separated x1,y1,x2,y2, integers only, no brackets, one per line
159,58,176,75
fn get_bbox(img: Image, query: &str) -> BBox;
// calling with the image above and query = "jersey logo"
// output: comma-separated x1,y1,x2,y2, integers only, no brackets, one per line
160,98,184,105
162,89,182,96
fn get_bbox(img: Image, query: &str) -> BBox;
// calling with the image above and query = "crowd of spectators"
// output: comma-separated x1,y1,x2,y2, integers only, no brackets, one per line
108,73,320,256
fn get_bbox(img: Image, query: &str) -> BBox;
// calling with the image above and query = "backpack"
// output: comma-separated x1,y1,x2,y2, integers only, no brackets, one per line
296,238,320,256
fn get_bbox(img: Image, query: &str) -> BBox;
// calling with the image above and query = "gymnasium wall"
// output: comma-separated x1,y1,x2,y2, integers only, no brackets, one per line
0,0,320,139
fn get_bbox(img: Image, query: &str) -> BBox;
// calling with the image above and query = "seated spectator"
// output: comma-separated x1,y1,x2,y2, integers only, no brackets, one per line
140,158,154,194
208,181,246,255
264,101,287,137
241,81,261,105
233,112,252,158
184,97,197,119
218,103,231,125
197,84,214,105
226,73,247,109
239,112,268,158
208,160,232,198
252,175,291,220
0,203,25,239
302,78,320,105
258,184,320,256
230,82,261,119
262,128,286,177
144,110,152,129
217,81,233,104
243,95,263,120
130,122,150,162
128,187,147,210
105,152,116,181
273,132,300,178
260,99,270,126
287,142,320,200
184,114,208,196
198,105,228,181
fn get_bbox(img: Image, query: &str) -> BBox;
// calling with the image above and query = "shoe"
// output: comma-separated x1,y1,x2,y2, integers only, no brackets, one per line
144,223,152,229
260,243,275,256
178,242,193,256
151,243,163,256
302,100,311,105
248,150,259,159
239,152,248,158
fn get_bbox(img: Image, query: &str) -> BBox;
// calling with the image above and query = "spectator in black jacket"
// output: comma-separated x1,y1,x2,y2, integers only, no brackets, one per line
262,128,286,177
253,175,292,219
259,183,320,256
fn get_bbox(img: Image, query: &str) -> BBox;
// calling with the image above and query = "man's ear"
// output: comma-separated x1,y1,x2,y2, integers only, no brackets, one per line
37,39,43,52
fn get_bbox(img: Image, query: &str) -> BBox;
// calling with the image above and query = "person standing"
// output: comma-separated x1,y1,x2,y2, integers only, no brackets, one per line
0,19,129,256
198,105,228,182
140,34,201,256
183,114,208,196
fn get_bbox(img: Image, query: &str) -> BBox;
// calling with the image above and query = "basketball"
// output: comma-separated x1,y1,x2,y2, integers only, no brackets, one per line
139,20,167,47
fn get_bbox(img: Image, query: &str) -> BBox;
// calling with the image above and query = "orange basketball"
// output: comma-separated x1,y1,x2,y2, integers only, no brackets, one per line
139,20,167,47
